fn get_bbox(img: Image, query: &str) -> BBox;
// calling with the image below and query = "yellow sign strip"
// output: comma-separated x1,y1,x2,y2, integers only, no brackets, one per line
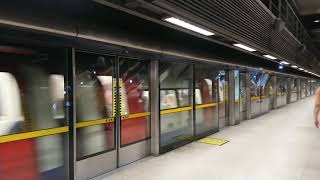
77,112,151,128
218,101,225,105
0,126,69,144
161,106,193,115
121,112,150,120
196,103,218,109
76,118,114,128
251,96,269,101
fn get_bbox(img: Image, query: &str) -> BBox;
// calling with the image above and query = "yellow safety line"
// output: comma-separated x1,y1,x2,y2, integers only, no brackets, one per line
218,101,225,105
160,106,193,115
196,103,218,109
0,126,69,144
121,112,151,120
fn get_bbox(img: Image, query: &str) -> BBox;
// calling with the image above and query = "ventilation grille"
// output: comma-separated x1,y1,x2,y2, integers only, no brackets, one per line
147,0,318,72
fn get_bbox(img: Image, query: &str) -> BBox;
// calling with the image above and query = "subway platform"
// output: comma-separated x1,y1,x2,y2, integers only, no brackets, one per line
95,96,319,180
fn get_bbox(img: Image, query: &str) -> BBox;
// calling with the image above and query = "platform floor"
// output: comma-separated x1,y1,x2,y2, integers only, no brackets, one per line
95,96,320,180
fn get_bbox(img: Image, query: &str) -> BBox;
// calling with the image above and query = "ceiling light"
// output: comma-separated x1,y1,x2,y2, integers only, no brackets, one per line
164,17,214,36
263,55,277,60
299,68,304,71
278,65,284,69
304,70,308,72
233,44,256,52
280,61,290,65
291,65,298,68
314,20,320,23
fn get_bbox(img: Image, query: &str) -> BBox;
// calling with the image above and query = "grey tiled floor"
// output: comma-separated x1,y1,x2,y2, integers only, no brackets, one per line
95,96,320,180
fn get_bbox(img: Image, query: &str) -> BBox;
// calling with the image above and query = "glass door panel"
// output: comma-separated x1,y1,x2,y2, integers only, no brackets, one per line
260,74,270,114
250,72,261,118
75,51,116,180
159,61,193,152
218,71,228,128
194,64,219,136
118,58,150,166
75,52,150,179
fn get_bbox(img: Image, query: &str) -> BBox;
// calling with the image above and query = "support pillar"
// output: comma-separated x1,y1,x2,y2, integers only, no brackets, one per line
245,72,251,119
297,79,301,100
287,77,291,104
150,60,160,156
272,76,277,109
228,70,236,126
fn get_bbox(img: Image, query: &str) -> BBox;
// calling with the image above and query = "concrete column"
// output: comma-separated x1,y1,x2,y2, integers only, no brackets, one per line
272,76,277,109
297,79,301,100
228,70,236,125
149,60,160,156
287,77,291,104
245,72,251,119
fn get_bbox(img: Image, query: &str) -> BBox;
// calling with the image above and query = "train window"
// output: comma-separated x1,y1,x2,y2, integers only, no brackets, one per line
119,58,150,146
159,61,193,149
160,90,178,110
75,51,115,158
0,45,68,180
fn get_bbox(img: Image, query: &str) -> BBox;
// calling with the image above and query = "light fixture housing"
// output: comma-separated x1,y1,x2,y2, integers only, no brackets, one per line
233,44,257,52
280,61,290,65
164,17,214,36
291,65,298,69
263,55,277,60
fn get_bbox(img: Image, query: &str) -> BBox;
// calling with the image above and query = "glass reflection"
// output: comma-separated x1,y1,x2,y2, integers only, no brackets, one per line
159,62,193,149
195,64,219,135
75,52,115,159
119,59,150,146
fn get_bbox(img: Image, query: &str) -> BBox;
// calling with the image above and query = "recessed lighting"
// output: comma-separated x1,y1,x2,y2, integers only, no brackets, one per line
314,20,320,23
280,61,290,65
263,55,277,60
279,65,284,69
291,65,298,68
233,44,256,52
164,17,214,36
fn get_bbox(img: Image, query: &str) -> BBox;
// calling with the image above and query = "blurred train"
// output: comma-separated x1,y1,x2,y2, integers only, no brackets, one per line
0,52,152,179
0,65,65,180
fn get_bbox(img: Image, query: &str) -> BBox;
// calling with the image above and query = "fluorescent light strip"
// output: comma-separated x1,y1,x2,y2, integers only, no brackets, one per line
263,55,277,60
314,20,320,23
299,68,304,71
164,17,214,36
280,61,290,65
291,65,298,69
233,44,256,52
